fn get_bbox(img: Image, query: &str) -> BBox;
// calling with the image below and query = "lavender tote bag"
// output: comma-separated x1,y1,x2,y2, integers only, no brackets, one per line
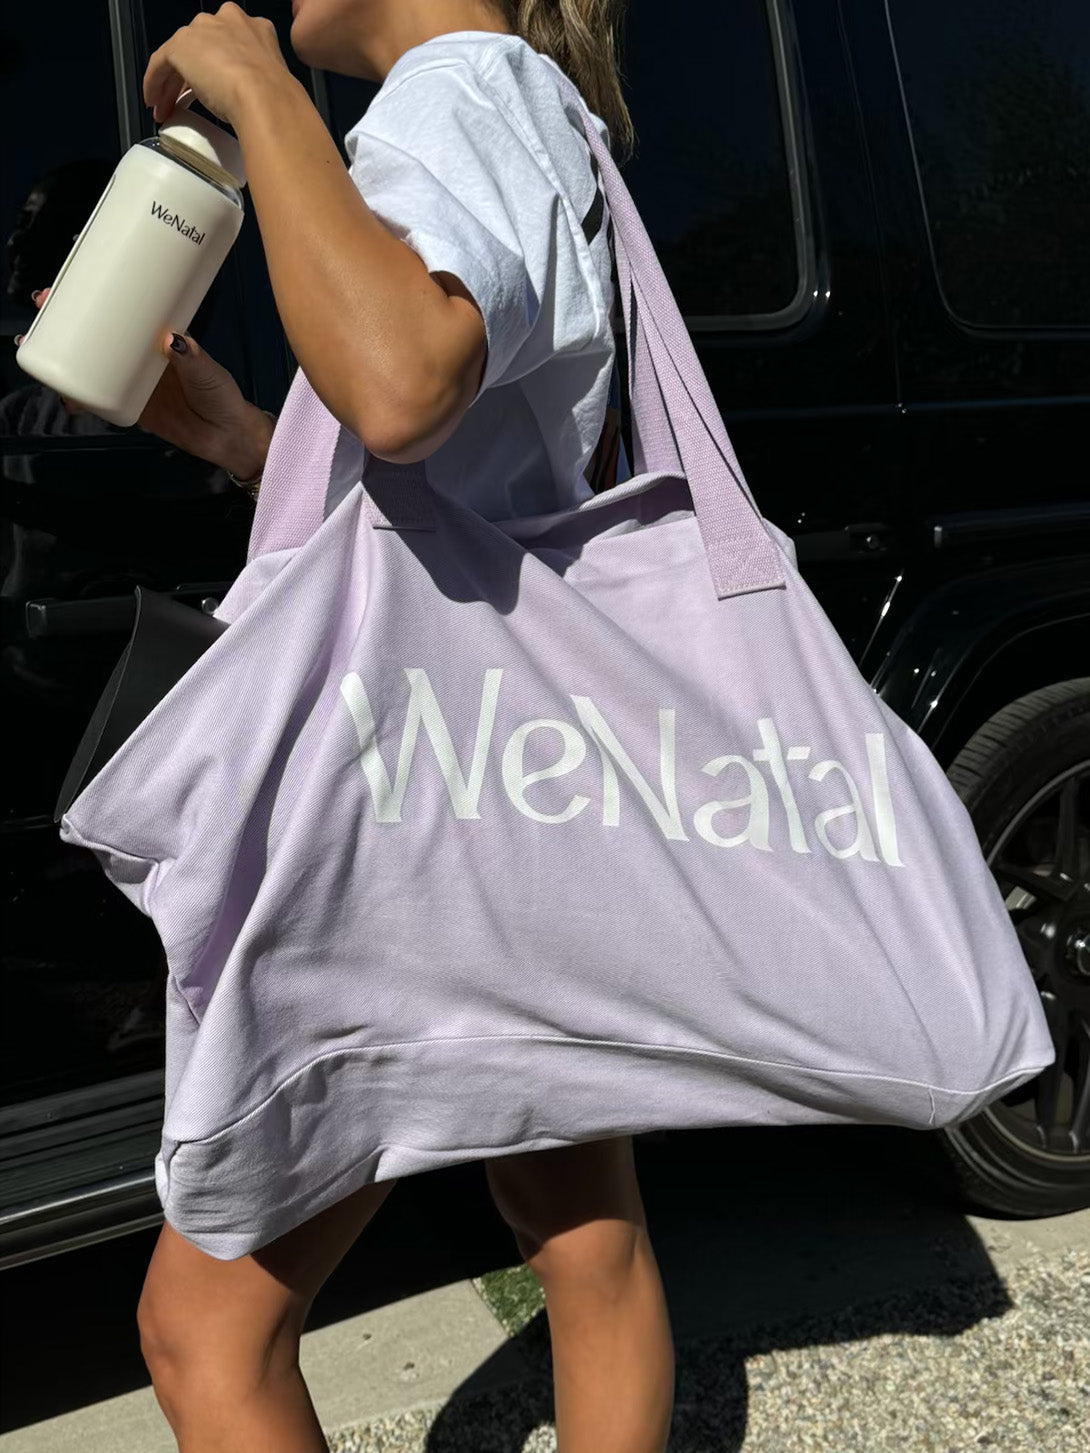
59,70,1054,1259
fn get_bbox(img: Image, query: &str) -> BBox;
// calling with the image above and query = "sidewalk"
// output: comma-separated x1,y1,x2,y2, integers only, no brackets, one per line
2,1129,1087,1452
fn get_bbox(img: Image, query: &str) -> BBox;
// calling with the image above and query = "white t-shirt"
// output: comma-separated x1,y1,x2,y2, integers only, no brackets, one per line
328,29,626,522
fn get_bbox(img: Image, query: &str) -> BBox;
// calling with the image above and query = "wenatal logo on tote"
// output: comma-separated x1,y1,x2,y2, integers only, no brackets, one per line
340,669,905,867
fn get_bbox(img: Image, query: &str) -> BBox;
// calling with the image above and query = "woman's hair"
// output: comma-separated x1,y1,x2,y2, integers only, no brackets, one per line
490,1,635,164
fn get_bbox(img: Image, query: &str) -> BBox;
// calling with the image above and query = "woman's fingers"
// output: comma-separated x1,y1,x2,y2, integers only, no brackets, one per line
20,287,81,409
14,285,48,339
13,285,49,345
18,286,94,411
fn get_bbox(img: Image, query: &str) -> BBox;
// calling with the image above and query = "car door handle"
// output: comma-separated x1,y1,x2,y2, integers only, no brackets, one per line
24,583,230,638
792,522,894,563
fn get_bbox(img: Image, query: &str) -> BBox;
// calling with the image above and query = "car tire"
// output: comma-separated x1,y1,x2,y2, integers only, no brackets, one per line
938,677,1090,1217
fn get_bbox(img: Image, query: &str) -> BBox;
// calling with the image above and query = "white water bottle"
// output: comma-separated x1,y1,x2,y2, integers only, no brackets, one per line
15,102,246,428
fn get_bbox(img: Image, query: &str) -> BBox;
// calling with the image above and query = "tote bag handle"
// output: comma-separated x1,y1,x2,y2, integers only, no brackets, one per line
553,72,784,598
247,74,787,600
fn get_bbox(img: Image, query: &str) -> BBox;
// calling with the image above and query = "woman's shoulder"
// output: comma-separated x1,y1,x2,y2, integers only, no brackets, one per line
358,32,608,153
375,31,561,93
343,31,610,294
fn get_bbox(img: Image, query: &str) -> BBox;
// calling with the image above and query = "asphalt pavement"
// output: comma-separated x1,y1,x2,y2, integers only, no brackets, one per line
1,1125,1087,1452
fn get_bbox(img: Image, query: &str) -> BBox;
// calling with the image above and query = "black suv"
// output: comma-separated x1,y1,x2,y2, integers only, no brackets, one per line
2,0,1088,1269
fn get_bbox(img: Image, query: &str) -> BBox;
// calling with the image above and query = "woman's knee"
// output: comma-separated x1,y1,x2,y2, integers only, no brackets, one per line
485,1134,648,1264
136,1223,304,1389
523,1211,647,1294
138,1176,399,1382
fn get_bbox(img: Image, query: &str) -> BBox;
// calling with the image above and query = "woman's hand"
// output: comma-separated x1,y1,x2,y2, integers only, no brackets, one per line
142,2,292,127
21,288,275,478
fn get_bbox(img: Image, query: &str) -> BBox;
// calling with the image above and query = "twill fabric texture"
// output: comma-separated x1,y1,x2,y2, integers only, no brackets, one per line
58,68,1054,1260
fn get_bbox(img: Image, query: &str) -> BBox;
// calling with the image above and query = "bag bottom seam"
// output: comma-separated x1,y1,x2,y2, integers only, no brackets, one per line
172,1032,1041,1149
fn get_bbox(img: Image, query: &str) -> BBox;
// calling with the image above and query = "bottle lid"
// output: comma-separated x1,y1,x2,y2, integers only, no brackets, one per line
158,100,245,189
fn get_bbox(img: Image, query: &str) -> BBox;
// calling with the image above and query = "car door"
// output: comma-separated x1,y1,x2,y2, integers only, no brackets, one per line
839,0,1090,605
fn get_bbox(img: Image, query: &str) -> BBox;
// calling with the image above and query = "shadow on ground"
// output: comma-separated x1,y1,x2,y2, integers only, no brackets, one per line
393,1123,1019,1450
384,1271,1017,1452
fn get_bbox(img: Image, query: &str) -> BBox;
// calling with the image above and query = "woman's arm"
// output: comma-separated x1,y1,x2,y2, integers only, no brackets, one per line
219,401,278,485
231,75,486,461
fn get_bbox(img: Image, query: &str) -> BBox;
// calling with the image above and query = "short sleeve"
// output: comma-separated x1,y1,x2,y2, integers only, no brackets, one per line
346,62,553,402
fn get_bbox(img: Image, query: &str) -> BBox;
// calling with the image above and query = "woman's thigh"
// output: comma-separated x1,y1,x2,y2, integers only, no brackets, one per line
137,1176,400,1374
484,1134,648,1257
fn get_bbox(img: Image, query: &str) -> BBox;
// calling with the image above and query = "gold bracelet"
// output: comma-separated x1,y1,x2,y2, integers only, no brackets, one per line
227,409,278,499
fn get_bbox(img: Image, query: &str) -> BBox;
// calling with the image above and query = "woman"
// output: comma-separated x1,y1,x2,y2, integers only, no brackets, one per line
30,3,674,1450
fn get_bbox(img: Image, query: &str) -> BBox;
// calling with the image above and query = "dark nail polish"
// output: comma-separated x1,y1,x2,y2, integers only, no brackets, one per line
170,334,188,354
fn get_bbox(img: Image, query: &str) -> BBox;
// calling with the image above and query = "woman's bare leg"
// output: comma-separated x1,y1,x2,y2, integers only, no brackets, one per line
137,1177,399,1453
485,1135,675,1453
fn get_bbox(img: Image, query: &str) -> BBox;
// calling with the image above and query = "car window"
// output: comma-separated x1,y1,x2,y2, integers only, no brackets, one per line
322,4,809,328
620,0,809,326
2,2,120,426
887,0,1090,328
2,2,267,448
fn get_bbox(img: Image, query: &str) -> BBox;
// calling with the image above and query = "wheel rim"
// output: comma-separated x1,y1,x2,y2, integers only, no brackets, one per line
984,762,1090,1166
